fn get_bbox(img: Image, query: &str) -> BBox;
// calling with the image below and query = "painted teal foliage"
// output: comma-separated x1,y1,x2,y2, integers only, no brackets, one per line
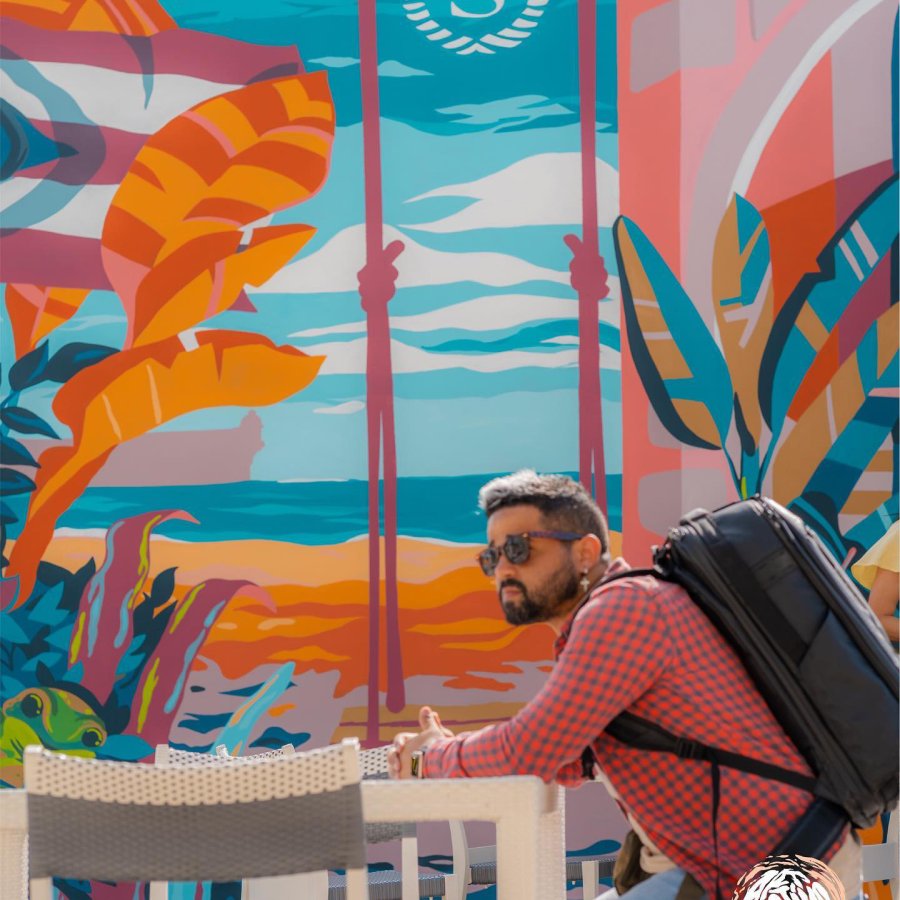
615,174,899,563
759,176,899,476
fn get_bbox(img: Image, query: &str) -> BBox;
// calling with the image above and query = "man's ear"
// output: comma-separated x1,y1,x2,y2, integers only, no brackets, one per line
575,533,604,570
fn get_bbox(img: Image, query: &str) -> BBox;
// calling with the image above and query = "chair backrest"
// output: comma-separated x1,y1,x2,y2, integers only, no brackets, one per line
153,743,295,766
24,740,366,886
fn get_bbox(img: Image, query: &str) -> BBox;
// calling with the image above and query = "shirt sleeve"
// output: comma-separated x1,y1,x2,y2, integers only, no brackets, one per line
422,575,674,782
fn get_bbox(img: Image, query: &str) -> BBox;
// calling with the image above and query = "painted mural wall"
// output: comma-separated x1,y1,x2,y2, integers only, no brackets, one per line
1,0,897,893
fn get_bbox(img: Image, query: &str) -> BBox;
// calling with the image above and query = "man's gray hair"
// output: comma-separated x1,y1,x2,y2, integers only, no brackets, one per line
478,470,609,555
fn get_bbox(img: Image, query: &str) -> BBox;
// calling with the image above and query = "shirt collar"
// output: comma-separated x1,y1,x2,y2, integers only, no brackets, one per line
554,557,631,656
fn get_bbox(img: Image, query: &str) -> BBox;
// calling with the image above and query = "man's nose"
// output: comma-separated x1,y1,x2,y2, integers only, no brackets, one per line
494,551,516,580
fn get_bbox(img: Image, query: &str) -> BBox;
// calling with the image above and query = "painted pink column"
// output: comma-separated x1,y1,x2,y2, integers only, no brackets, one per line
357,0,406,746
617,0,684,563
567,0,609,510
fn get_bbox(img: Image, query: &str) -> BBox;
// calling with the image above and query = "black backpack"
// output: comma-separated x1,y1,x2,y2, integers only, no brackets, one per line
581,496,899,858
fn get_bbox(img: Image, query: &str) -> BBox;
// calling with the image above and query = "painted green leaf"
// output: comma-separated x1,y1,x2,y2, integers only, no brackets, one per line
0,468,36,496
8,341,50,392
0,434,39,468
0,407,59,439
44,343,118,384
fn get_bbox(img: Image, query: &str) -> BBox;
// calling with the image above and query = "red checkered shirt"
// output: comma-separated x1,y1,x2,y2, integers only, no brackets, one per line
422,558,846,898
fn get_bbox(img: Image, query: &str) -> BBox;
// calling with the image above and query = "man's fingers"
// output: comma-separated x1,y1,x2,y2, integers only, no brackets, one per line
419,705,453,737
432,711,453,737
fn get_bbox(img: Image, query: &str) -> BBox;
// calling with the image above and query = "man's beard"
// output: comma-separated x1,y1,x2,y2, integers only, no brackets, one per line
498,561,581,626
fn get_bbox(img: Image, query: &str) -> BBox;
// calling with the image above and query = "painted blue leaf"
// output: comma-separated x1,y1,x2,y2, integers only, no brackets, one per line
0,501,18,524
216,662,294,755
0,406,59,438
1,102,75,179
614,216,733,449
760,174,898,452
799,385,898,527
44,343,117,384
0,467,36,495
98,733,154,762
0,616,29,643
1,433,39,468
8,341,50,391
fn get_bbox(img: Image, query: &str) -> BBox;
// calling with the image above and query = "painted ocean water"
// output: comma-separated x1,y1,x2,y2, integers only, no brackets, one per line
12,474,622,545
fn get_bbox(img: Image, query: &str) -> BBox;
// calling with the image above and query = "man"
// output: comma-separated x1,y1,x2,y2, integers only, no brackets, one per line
387,471,860,900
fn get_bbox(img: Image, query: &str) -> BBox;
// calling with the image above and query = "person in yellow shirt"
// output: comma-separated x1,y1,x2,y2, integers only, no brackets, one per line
851,520,899,645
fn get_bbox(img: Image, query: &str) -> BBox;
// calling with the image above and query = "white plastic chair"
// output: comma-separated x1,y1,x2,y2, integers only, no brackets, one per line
24,740,369,900
347,744,462,900
447,786,615,896
862,809,899,898
0,788,27,900
361,776,567,900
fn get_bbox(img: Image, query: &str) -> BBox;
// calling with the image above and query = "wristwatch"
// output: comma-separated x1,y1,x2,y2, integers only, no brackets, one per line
410,750,426,779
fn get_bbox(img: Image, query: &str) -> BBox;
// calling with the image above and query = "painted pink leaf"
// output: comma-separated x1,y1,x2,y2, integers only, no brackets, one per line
70,509,198,701
132,579,273,744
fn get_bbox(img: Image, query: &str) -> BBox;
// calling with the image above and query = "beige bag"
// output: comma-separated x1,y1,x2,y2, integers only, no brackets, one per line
613,831,703,899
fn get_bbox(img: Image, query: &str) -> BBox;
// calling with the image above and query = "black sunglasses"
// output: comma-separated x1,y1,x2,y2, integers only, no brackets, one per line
476,530,586,576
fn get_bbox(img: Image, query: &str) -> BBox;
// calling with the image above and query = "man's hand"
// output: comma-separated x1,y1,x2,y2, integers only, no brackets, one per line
387,706,453,779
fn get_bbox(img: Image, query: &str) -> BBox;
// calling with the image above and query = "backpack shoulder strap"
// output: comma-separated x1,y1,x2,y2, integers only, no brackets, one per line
603,712,817,792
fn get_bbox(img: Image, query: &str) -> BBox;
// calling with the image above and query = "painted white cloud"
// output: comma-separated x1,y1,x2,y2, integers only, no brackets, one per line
401,152,619,233
257,224,569,293
295,337,620,376
289,285,620,339
308,56,359,68
378,60,432,77
313,400,365,415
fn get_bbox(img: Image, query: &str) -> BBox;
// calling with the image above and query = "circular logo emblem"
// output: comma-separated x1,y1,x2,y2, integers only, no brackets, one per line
403,0,549,55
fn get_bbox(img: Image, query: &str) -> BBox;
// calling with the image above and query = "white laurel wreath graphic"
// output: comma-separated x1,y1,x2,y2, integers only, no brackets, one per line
403,0,548,55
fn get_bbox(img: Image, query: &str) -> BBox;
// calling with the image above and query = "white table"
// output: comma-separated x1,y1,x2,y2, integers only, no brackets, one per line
1,776,567,900
361,776,566,900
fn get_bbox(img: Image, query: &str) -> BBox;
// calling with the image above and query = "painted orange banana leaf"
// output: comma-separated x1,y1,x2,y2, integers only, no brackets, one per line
102,71,335,347
3,332,324,606
2,0,175,34
4,286,92,359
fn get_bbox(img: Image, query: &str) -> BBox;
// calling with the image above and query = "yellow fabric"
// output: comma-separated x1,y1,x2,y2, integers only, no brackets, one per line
852,520,900,588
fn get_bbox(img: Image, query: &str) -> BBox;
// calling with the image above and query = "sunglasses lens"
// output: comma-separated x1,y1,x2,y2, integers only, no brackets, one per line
504,534,530,565
478,547,499,576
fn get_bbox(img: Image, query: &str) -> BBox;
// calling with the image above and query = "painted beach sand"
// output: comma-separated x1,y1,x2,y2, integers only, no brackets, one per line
36,529,624,747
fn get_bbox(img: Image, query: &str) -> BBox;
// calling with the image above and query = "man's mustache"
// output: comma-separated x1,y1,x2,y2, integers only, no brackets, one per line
499,578,527,595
